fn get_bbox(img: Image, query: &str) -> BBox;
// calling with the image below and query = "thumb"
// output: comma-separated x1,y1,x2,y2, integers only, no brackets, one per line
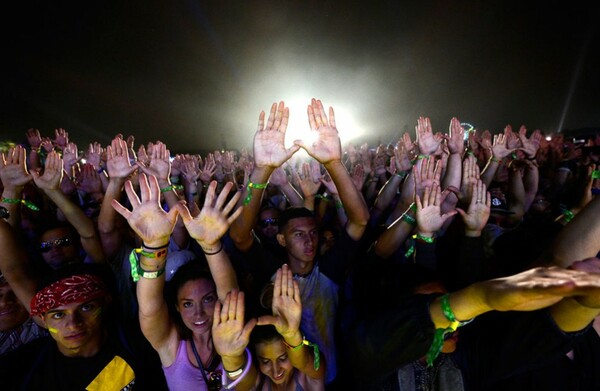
256,315,278,327
241,318,258,339
455,208,467,219
285,145,301,159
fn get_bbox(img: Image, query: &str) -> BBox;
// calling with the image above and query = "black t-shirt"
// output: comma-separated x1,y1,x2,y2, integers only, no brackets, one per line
0,327,168,391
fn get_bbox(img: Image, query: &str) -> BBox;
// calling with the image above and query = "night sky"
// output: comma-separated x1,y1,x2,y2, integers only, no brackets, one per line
3,1,599,153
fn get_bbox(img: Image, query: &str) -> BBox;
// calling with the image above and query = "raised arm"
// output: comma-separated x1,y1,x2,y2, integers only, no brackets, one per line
31,151,105,263
97,136,139,259
258,264,325,379
294,98,368,240
229,101,300,251
0,146,33,228
111,173,180,356
176,181,242,301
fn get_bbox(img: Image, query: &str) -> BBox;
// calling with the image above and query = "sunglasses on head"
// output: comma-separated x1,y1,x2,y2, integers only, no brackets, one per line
259,218,279,228
39,237,73,252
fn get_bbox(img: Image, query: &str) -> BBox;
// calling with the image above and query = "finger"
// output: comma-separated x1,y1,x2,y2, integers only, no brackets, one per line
281,264,289,296
266,103,277,130
123,180,141,207
221,292,231,323
111,199,132,220
256,314,278,326
307,104,317,130
415,194,423,211
441,210,458,222
241,318,258,340
280,107,289,133
139,173,151,202
422,186,431,207
215,182,234,210
203,181,217,208
273,267,282,298
293,279,301,303
272,101,284,131
329,106,336,128
228,289,238,321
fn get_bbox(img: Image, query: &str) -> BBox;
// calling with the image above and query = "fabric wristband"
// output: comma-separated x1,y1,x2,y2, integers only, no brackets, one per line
243,181,268,205
1,197,40,211
160,184,184,193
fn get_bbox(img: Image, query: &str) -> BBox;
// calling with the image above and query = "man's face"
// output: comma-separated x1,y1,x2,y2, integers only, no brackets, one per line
277,217,319,266
41,299,106,358
39,227,79,269
0,282,30,332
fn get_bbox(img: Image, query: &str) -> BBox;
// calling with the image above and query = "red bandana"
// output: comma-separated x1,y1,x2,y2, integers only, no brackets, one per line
30,274,109,316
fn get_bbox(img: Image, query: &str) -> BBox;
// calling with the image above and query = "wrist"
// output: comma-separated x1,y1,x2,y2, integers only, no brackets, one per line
464,229,482,237
281,330,303,347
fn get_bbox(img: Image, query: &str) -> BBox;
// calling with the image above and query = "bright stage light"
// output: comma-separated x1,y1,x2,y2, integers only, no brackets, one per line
282,97,365,149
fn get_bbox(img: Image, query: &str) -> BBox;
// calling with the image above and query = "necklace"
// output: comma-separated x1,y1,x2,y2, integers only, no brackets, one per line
190,339,222,390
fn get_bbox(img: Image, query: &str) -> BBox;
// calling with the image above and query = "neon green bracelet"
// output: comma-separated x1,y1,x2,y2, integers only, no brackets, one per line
1,197,40,211
243,181,268,205
160,185,184,193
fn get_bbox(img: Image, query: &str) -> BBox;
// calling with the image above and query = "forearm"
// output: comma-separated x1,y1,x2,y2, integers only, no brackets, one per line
441,153,461,208
45,189,98,239
480,158,500,187
332,193,348,227
1,186,24,228
523,164,539,211
278,182,303,207
199,241,238,301
98,178,126,257
374,208,415,259
550,196,600,267
324,160,368,239
230,166,273,251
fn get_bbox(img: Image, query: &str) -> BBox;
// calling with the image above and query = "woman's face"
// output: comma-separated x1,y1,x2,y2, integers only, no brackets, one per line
255,339,294,385
176,279,217,336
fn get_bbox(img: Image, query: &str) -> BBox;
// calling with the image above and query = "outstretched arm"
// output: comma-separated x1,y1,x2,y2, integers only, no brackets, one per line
229,101,300,251
294,99,368,240
32,151,105,263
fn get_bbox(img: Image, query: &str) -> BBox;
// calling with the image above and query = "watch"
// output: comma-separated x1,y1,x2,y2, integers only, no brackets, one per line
0,206,9,220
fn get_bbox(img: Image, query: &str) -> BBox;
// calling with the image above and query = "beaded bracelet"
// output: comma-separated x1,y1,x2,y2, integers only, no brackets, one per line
243,181,268,205
1,197,40,211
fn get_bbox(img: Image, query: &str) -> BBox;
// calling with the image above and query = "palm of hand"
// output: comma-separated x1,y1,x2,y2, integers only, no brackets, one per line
463,204,489,231
36,168,62,190
272,296,301,336
148,159,170,180
107,157,134,179
304,126,341,164
418,133,442,156
185,209,228,245
213,319,249,357
417,206,445,233
254,130,289,167
1,165,31,187
492,143,513,159
128,203,174,244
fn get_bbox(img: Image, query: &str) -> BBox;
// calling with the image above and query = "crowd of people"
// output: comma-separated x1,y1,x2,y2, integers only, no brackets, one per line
0,98,599,390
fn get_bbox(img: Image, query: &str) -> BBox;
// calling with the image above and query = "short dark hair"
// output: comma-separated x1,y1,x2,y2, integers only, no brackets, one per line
278,207,315,231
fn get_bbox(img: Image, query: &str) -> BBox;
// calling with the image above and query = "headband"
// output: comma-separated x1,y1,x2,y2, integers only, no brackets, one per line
30,274,109,316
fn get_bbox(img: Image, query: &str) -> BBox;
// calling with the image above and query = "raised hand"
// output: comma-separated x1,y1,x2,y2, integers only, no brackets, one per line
393,141,413,173
257,264,302,339
415,116,443,156
491,132,517,160
294,98,341,165
518,126,542,159
294,162,321,198
111,173,179,247
76,163,103,195
269,166,290,187
0,146,32,189
176,181,243,249
212,290,256,359
456,180,490,237
200,154,216,184
415,184,457,236
460,155,480,205
106,136,138,179
25,128,42,149
413,156,442,201
445,117,465,155
86,142,103,170
53,128,69,150
504,125,521,150
138,141,171,182
254,101,300,168
62,142,81,173
31,151,63,191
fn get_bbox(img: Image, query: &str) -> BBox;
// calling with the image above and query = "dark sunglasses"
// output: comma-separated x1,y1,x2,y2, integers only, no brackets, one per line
258,218,279,228
39,237,73,252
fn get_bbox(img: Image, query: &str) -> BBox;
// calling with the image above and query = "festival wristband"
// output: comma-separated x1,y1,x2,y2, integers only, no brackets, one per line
1,197,40,211
592,170,600,179
243,181,268,205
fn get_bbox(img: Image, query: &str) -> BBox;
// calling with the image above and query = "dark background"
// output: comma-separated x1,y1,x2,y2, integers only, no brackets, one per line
2,0,599,153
